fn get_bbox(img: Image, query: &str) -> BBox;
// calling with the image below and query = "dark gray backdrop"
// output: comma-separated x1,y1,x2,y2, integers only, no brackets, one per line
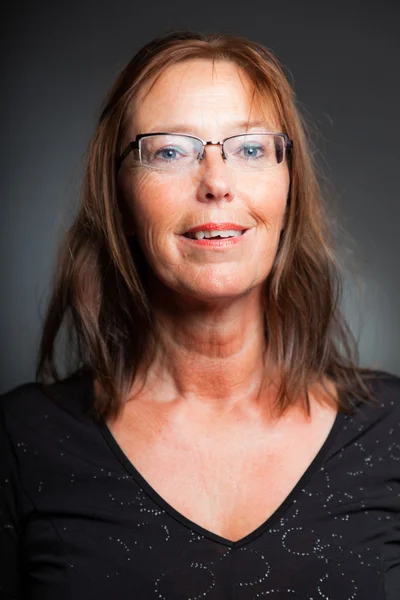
1,0,399,391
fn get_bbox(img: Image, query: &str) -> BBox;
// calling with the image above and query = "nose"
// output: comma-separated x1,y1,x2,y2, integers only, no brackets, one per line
195,145,236,204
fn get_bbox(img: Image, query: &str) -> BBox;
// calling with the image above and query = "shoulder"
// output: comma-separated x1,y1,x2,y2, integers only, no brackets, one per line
0,369,104,490
360,369,400,413
365,369,400,392
0,370,109,525
0,369,95,435
341,369,400,440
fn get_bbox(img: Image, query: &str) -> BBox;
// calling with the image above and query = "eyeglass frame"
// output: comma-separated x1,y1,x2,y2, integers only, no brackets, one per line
117,131,293,172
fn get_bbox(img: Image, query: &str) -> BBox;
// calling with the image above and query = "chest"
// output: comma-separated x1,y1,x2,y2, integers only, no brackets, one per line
106,405,337,542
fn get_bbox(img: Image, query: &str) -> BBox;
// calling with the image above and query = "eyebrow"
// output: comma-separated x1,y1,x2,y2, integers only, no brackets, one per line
144,120,276,136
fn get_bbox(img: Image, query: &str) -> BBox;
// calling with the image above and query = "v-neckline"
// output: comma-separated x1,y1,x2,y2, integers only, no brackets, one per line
94,387,345,548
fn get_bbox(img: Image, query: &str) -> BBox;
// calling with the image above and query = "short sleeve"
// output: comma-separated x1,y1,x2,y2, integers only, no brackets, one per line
0,399,24,599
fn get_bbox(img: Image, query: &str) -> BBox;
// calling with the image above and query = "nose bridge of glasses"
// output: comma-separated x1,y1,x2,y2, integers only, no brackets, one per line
200,140,226,161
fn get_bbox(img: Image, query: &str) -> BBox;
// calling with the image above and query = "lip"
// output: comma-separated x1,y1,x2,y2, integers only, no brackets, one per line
178,228,250,247
183,222,247,234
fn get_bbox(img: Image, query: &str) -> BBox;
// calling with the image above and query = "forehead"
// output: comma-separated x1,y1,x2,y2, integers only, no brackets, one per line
128,59,279,135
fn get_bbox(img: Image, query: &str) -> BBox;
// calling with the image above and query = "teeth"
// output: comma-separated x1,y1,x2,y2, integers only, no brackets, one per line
190,229,243,239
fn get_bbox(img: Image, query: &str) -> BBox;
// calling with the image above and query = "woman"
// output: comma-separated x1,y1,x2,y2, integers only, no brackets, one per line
1,30,399,599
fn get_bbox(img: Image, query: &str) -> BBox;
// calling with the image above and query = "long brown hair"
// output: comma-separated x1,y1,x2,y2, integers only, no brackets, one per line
37,30,376,419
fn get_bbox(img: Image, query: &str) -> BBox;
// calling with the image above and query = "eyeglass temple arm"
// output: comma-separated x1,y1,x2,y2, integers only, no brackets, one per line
283,134,293,149
118,141,139,170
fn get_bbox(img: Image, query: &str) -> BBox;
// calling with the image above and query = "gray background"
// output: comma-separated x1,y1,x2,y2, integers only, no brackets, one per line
1,0,399,391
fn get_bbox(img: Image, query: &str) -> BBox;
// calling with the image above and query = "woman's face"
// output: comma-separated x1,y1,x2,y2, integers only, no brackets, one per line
120,59,290,303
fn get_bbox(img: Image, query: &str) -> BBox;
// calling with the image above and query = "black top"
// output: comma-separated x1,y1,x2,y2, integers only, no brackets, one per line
0,369,399,600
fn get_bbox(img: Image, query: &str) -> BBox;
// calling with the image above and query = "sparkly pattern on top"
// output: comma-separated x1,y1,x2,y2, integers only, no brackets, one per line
0,370,399,599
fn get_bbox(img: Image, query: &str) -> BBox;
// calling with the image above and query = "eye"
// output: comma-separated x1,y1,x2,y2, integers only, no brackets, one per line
155,146,186,162
240,144,264,159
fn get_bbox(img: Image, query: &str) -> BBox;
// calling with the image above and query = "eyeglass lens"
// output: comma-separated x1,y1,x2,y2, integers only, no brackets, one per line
139,134,285,170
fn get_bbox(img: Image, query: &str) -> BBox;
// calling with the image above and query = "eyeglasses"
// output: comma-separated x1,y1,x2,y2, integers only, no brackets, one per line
118,132,293,172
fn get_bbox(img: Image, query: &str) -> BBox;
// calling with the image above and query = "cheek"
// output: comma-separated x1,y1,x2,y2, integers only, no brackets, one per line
122,173,186,258
123,173,166,228
239,169,289,231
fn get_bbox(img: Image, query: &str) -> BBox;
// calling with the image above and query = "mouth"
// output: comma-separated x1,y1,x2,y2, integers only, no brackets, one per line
181,222,249,241
183,229,246,240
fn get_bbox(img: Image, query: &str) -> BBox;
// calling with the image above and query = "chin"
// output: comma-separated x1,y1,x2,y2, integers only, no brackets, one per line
176,277,262,303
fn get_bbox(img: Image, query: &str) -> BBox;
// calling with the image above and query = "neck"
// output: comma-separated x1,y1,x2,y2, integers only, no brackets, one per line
136,282,278,416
